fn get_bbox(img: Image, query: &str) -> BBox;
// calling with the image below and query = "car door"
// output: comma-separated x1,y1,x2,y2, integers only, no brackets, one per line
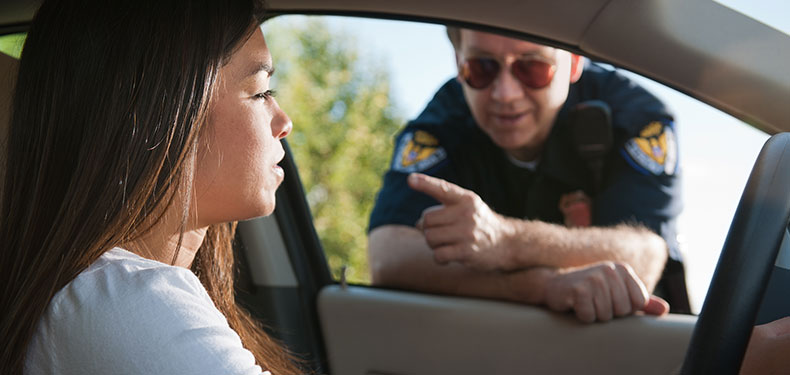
236,144,697,375
230,1,790,373
231,15,702,375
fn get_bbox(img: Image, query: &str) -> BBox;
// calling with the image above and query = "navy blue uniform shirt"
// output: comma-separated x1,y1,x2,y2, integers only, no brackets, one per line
369,63,690,312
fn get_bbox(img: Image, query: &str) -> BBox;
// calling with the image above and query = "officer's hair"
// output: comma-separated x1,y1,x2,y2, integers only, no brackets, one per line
446,26,461,51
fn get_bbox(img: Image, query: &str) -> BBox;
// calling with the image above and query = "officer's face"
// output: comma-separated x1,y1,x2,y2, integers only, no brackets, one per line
457,30,577,160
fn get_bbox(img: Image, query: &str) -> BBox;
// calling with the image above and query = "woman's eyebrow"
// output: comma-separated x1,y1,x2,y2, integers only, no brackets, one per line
247,62,274,78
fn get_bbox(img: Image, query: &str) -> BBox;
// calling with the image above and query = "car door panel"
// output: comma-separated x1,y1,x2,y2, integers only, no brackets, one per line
319,284,695,375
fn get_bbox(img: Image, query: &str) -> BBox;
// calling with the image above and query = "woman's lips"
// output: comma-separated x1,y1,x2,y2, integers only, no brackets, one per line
272,151,285,179
273,164,284,179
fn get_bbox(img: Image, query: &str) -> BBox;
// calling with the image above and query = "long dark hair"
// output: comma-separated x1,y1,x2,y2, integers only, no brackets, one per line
0,0,301,373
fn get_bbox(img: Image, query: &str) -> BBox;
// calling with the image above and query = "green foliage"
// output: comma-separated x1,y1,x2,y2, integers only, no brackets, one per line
0,33,26,59
264,17,403,283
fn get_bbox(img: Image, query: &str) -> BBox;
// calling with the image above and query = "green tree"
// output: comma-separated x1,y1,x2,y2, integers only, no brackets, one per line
0,33,26,59
264,17,403,283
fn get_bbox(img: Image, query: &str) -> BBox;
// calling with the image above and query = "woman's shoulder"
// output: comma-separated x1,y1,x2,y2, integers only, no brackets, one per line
26,248,262,374
49,247,213,318
88,247,205,291
87,246,197,282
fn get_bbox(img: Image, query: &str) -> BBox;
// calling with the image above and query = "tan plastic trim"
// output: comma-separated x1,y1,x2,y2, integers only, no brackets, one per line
581,0,790,133
319,285,695,375
266,0,611,47
237,216,299,287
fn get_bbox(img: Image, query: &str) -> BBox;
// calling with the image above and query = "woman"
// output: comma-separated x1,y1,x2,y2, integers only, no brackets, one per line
0,0,302,373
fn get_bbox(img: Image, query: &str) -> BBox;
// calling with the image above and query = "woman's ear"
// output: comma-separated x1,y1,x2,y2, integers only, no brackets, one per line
570,54,584,83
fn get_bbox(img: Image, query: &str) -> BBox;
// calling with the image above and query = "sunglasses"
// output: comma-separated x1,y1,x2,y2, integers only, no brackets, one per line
460,57,557,90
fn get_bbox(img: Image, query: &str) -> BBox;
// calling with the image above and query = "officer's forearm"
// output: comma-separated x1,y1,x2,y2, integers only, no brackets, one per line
368,225,537,302
502,219,668,292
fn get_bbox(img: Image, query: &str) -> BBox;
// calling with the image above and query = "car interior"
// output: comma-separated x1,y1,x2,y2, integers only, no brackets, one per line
3,0,790,374
0,49,15,199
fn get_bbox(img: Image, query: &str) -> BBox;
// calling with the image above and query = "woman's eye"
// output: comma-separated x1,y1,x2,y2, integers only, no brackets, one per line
254,89,276,100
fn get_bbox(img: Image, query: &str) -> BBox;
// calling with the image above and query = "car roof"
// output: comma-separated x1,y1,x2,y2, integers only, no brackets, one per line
3,0,789,134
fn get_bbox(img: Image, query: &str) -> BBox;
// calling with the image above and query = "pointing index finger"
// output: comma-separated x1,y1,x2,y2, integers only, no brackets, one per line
408,173,468,205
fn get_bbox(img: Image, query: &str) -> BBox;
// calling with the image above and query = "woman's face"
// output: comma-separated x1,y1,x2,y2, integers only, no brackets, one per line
193,27,292,226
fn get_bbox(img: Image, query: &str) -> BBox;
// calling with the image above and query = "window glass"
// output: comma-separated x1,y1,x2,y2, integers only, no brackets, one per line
263,15,768,313
262,17,412,283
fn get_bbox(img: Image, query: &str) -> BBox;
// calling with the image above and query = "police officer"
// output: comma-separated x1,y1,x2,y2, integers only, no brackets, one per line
368,28,690,322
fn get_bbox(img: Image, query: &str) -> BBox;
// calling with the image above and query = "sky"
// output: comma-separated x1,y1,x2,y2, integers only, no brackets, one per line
268,1,788,312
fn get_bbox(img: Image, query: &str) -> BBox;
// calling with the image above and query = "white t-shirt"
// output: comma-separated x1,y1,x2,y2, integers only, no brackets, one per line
25,247,271,375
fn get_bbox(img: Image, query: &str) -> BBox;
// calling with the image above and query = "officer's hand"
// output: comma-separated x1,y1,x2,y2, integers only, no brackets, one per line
741,316,790,374
544,261,669,323
408,172,515,271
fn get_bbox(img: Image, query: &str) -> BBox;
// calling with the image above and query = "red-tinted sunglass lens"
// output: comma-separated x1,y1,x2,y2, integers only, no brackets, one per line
512,60,556,89
463,58,500,89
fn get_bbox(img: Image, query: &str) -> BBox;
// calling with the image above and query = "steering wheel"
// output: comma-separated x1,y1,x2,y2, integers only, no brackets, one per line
681,133,790,374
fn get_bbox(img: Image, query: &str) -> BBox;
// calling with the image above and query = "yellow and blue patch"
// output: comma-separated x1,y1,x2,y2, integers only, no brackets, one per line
392,130,447,173
622,121,677,176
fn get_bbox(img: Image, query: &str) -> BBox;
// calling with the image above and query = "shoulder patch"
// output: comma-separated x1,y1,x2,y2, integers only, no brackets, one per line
623,121,677,176
392,130,447,173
